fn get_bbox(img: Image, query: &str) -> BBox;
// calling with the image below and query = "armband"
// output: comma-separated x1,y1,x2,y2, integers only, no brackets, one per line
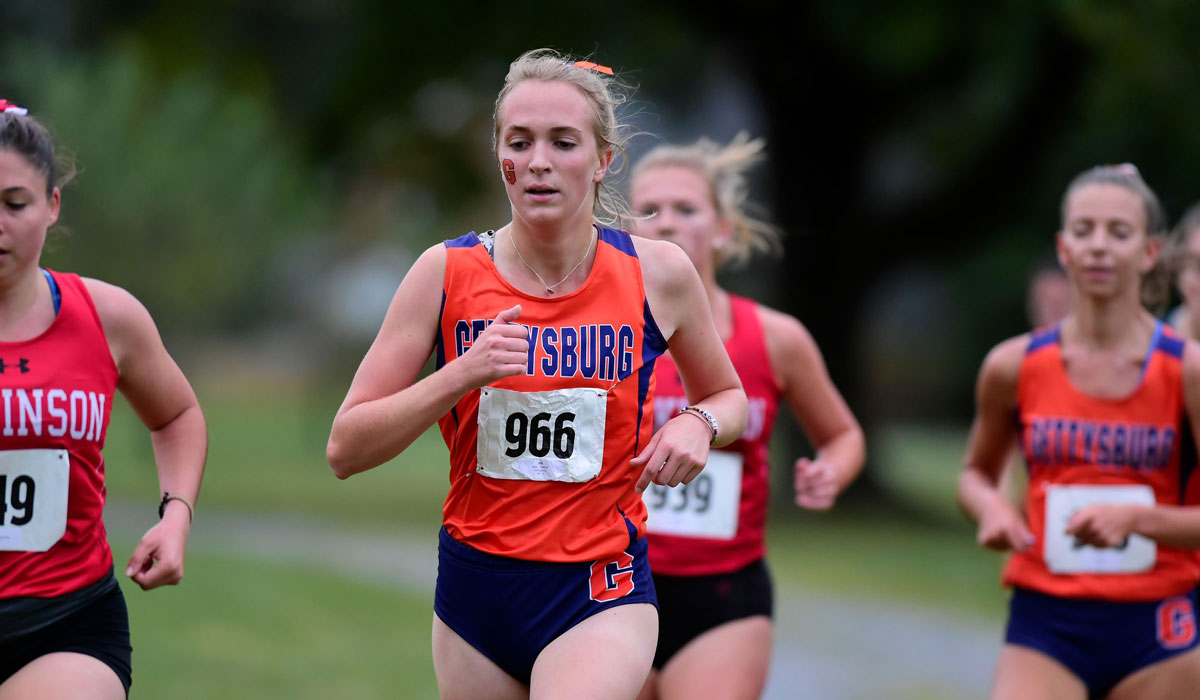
158,493,194,522
678,405,718,445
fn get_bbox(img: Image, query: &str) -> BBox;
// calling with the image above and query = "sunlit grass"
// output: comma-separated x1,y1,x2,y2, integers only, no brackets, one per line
106,383,1005,624
119,552,437,700
97,386,1006,698
103,383,452,528
873,422,971,523
767,506,1007,622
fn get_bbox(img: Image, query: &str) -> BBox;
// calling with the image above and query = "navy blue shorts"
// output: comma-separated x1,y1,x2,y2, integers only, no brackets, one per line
0,582,132,696
652,558,774,669
434,527,658,684
1006,587,1199,698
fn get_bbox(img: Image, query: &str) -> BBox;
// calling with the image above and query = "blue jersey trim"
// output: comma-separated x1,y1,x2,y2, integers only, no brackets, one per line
434,290,458,430
1126,320,1172,388
1180,415,1197,506
1157,329,1185,360
41,268,61,316
1014,410,1031,477
1027,325,1061,354
445,232,481,248
615,506,638,548
635,301,671,454
643,300,669,355
598,227,638,258
1136,320,1165,386
636,356,657,456
435,290,448,372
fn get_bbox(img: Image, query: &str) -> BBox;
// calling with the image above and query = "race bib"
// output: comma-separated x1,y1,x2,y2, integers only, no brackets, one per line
644,450,742,540
1044,484,1156,574
0,449,69,552
476,386,606,482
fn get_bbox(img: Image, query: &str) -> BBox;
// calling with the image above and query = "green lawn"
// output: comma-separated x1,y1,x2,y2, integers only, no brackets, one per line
103,386,1006,621
95,385,1008,697
104,388,983,537
767,507,1007,622
104,385,450,698
873,422,972,524
119,552,437,700
103,385,453,528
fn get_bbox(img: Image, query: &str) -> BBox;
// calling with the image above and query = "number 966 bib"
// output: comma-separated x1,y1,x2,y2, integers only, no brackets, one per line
0,449,70,552
476,386,607,482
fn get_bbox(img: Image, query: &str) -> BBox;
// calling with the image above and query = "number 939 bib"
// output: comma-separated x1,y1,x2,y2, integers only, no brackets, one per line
0,449,70,552
643,450,742,540
476,386,607,482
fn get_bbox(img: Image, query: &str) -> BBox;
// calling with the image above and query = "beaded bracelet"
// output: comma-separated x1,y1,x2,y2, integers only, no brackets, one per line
158,492,194,522
678,405,718,445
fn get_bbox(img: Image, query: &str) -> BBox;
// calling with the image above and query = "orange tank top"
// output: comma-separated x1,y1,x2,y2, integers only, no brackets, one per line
1004,323,1200,601
436,228,669,562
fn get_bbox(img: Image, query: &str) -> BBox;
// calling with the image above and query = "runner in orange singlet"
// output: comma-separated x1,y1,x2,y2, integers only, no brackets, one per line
958,164,1200,699
328,51,747,700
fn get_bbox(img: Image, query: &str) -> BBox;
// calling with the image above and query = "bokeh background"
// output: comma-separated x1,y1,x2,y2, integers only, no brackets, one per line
5,2,1200,697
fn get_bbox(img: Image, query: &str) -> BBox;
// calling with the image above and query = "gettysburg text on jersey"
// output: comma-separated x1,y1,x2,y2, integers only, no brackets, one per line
454,319,636,381
1025,415,1176,470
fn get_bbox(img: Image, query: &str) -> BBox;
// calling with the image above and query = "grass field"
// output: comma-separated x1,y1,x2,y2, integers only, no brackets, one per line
103,385,452,528
104,384,449,698
873,423,971,523
767,507,1006,622
97,382,1004,697
117,552,437,699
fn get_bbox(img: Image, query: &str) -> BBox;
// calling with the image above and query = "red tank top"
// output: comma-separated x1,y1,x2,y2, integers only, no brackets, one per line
645,295,782,576
0,271,117,598
436,228,668,562
1004,323,1200,601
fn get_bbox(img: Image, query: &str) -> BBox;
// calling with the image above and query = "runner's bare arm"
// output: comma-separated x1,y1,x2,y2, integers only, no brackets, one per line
632,237,746,492
86,278,206,589
327,243,530,478
760,308,865,508
957,335,1034,552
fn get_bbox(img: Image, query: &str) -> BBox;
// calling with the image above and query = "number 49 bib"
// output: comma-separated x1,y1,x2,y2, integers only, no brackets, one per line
0,449,70,552
477,386,607,482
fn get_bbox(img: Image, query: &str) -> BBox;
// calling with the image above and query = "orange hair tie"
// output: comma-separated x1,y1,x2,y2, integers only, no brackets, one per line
569,61,614,75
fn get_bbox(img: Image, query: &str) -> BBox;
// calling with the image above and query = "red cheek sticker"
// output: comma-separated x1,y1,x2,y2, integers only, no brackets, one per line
502,159,516,185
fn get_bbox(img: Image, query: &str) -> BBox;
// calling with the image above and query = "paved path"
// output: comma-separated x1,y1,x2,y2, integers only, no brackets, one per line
106,503,999,699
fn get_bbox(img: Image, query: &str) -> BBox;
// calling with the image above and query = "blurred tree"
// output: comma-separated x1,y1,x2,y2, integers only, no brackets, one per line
1,41,329,341
712,1,1200,415
7,0,1200,505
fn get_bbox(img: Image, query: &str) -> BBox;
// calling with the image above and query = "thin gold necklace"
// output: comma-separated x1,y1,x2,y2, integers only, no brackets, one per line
509,227,596,294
